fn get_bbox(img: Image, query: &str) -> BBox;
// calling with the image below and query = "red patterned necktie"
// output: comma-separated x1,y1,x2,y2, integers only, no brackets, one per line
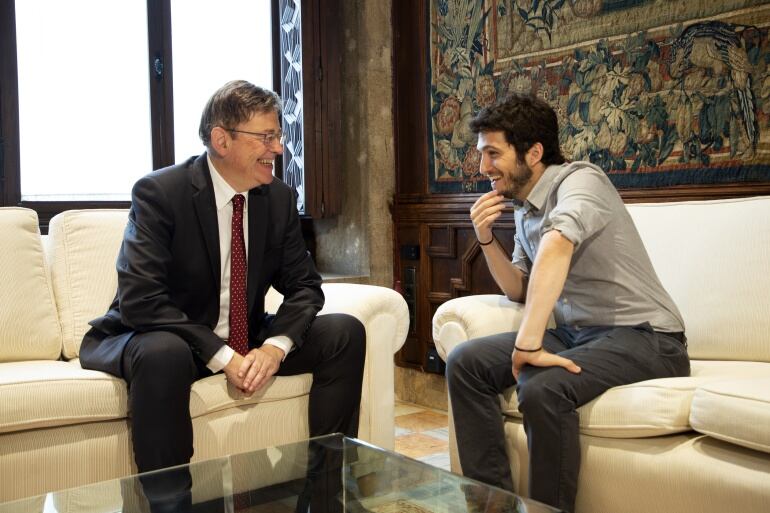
228,194,249,355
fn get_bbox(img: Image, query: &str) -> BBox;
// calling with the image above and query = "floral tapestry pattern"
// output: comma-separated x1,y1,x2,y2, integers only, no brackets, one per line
429,0,770,194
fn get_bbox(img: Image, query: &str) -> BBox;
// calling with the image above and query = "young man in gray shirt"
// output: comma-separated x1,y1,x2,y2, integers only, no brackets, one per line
446,94,689,513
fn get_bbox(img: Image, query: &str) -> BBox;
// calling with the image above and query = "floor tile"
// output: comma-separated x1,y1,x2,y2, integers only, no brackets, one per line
394,411,448,433
417,452,451,471
394,433,449,459
394,401,425,417
392,401,451,476
420,427,449,441
395,426,412,437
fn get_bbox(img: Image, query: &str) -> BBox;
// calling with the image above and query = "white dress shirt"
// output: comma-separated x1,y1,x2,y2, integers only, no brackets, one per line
206,155,293,372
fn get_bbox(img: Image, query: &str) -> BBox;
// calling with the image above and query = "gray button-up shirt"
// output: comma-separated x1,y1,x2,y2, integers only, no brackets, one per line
512,161,684,333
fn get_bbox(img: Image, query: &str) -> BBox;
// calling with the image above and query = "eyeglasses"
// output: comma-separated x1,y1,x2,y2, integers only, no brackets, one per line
224,128,284,146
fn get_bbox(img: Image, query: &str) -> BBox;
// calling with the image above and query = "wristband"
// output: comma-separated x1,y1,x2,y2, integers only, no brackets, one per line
479,237,495,246
514,345,542,353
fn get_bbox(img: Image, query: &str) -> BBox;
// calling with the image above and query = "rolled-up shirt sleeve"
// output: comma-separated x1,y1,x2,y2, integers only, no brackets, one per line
541,169,613,249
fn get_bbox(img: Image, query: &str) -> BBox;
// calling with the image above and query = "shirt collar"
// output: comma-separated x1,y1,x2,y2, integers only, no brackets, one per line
207,154,240,211
522,163,564,212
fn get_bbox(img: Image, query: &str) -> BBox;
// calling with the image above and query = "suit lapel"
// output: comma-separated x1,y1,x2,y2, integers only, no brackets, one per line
191,155,221,289
247,186,268,314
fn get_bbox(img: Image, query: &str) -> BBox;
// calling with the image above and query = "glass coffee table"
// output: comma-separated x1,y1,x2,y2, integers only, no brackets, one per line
0,434,561,513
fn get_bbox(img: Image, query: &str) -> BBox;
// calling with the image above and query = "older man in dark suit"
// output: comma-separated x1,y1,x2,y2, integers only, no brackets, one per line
80,81,365,487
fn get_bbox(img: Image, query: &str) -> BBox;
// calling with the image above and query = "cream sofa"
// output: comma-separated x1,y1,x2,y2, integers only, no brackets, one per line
0,207,409,504
433,196,770,513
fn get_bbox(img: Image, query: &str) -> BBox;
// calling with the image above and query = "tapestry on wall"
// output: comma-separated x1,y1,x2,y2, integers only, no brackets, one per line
428,0,770,194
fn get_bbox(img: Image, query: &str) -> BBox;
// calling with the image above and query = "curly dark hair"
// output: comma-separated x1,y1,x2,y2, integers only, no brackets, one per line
469,94,565,166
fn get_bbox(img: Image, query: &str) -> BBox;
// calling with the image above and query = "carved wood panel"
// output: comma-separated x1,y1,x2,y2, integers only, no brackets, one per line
394,201,514,370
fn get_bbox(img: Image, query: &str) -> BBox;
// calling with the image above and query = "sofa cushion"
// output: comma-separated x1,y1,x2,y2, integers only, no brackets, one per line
626,197,770,363
0,359,312,434
690,377,770,454
0,360,127,434
500,360,770,437
188,372,312,419
47,210,129,359
0,208,62,362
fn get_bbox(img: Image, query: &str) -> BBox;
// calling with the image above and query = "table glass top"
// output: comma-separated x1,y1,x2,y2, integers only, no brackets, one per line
0,434,561,513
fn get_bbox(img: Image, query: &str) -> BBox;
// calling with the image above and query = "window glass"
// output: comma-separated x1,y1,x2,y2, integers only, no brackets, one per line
15,0,151,201
171,0,274,162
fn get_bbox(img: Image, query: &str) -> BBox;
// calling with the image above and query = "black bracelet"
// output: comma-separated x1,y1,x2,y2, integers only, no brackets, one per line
514,345,542,353
479,237,495,246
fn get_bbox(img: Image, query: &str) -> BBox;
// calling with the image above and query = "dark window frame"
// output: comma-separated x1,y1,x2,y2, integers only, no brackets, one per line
1,0,188,230
0,0,343,232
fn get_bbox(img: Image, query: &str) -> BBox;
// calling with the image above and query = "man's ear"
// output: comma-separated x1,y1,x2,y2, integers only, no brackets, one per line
526,142,544,167
210,126,229,156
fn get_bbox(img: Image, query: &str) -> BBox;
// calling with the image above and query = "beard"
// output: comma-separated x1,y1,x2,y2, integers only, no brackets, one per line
498,159,533,199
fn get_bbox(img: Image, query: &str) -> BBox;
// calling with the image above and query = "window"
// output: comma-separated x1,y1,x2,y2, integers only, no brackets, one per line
170,0,274,162
1,0,340,230
15,1,152,202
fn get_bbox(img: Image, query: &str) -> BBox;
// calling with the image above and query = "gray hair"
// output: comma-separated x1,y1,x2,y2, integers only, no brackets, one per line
199,80,282,150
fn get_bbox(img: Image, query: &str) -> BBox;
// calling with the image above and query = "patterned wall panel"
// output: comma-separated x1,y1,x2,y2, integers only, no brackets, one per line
279,0,305,213
428,0,770,194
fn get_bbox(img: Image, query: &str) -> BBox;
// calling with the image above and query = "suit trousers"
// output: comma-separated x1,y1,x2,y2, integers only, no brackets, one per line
121,313,366,476
446,324,690,513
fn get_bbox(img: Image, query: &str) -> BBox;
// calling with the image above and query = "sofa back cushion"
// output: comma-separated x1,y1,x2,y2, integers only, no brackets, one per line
47,210,129,359
0,208,62,361
626,197,770,362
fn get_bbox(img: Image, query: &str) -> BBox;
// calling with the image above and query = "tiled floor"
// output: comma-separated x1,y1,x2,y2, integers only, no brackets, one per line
393,400,451,471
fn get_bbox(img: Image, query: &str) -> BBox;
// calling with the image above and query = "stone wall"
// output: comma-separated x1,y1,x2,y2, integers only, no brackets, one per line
313,2,447,411
314,0,395,289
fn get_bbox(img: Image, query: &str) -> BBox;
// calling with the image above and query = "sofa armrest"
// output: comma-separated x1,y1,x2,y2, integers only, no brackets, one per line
319,283,409,354
265,283,407,449
266,283,408,449
321,283,408,450
432,294,532,362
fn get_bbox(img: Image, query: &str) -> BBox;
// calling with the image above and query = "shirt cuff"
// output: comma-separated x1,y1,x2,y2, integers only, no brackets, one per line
264,336,294,361
207,344,235,373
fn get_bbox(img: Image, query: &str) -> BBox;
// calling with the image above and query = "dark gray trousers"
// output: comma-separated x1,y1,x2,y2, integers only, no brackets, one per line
121,314,365,512
122,313,366,473
446,324,690,513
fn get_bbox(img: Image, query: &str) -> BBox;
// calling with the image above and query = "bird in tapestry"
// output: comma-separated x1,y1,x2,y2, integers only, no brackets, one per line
669,20,758,157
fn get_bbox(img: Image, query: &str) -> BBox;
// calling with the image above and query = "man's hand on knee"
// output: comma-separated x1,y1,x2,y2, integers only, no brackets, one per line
223,353,248,391
512,348,581,380
240,346,283,393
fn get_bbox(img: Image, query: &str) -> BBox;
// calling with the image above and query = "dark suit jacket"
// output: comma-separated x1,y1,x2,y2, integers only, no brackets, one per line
80,154,324,378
